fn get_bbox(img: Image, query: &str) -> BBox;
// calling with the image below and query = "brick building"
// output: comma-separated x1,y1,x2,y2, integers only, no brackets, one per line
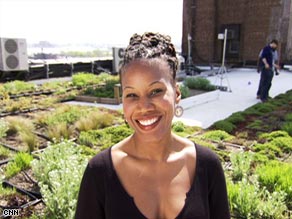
182,0,292,65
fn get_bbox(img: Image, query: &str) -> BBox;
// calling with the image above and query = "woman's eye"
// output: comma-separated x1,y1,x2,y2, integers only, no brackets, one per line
150,89,163,96
125,93,138,98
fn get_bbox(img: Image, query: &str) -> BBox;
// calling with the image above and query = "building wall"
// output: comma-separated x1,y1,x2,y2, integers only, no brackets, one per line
182,0,292,64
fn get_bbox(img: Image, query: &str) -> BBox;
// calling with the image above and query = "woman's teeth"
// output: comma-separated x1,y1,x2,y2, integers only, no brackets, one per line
138,117,159,126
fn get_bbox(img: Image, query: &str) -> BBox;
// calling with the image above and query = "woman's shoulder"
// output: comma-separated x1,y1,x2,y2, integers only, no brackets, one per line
195,144,222,168
87,147,111,169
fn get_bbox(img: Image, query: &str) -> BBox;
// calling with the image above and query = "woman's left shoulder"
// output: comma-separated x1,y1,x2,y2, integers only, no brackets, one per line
195,144,222,168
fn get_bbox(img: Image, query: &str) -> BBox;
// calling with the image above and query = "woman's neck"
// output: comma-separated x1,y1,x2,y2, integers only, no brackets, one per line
130,132,178,162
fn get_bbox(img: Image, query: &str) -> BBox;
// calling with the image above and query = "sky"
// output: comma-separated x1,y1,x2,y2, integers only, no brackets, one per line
0,0,183,47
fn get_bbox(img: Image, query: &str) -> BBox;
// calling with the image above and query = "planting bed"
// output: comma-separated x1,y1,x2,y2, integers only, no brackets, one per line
0,75,291,218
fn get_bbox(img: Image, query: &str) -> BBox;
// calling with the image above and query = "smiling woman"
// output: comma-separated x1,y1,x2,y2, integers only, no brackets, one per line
75,32,230,219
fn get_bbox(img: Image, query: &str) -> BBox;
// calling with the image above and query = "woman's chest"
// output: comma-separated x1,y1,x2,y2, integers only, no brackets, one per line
114,159,195,219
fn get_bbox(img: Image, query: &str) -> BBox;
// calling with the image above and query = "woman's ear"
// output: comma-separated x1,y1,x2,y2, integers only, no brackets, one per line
175,84,181,103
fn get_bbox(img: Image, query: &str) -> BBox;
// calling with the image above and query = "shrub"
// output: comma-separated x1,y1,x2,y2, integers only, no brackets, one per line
179,84,190,99
201,130,234,142
184,77,215,91
210,120,235,133
32,141,90,219
5,152,33,178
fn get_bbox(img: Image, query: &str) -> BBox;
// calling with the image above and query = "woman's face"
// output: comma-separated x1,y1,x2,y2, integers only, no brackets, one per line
121,60,181,141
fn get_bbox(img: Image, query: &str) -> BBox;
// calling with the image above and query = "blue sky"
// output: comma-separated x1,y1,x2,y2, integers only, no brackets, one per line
0,0,183,46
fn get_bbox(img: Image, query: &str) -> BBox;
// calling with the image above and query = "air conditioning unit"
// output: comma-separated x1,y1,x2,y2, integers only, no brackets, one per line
0,38,29,71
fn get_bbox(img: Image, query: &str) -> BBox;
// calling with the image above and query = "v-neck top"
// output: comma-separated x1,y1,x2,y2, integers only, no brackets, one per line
75,144,230,219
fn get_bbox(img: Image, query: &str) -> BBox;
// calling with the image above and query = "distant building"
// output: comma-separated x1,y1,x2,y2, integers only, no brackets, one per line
182,0,292,65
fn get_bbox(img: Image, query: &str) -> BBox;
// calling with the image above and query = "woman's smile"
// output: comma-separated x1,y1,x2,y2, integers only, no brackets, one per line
136,116,162,130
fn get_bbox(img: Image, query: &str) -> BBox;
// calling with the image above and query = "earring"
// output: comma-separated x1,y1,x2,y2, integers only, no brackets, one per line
175,105,184,117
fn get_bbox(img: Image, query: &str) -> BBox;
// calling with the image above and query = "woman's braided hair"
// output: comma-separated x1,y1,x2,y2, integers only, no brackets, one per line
121,32,178,79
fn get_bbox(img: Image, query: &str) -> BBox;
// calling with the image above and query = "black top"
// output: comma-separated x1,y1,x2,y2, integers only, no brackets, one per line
75,144,230,219
261,45,274,67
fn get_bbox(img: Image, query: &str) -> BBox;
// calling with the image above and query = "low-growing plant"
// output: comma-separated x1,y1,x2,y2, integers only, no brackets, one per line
201,130,234,142
244,102,276,116
253,143,283,159
269,136,292,153
46,122,74,142
5,152,33,178
257,131,292,154
210,120,235,134
75,111,115,132
6,116,35,135
72,72,100,87
19,130,38,153
0,183,16,197
4,97,34,112
83,78,120,98
78,124,133,150
36,105,88,128
226,112,245,124
227,178,288,219
247,119,264,130
32,141,90,219
0,145,11,160
259,130,290,141
256,161,292,209
0,119,9,138
230,152,254,181
3,80,36,94
281,122,292,137
284,113,292,122
171,121,200,137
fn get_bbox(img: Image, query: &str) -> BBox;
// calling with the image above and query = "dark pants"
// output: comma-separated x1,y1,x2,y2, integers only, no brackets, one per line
260,68,274,101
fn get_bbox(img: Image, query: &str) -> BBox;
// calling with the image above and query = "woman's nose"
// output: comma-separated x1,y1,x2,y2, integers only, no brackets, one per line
137,97,154,112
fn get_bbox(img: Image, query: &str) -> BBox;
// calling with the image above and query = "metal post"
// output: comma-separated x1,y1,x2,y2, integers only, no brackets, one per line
221,29,228,67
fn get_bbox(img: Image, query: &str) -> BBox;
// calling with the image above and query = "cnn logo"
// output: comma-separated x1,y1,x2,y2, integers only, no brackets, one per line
2,209,20,217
